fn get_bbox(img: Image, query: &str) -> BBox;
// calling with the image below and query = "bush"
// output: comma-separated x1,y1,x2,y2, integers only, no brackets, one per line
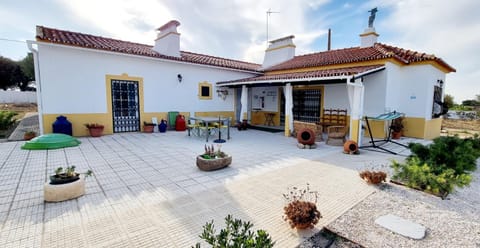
408,136,479,175
194,215,275,248
391,158,472,197
392,135,479,197
0,111,18,130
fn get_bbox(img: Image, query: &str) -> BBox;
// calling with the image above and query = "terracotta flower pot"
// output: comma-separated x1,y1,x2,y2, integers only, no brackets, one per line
143,125,155,133
88,127,104,137
391,131,402,139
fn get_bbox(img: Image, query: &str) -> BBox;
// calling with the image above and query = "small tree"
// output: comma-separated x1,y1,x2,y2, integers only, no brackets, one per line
443,94,455,109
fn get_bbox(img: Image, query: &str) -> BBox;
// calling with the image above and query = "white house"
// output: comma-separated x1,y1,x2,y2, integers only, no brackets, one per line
29,19,455,142
28,21,261,136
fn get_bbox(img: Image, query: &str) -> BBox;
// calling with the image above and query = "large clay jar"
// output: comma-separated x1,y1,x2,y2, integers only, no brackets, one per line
297,128,315,145
343,140,359,154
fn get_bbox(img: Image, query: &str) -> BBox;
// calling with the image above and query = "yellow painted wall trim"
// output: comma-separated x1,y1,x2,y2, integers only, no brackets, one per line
409,60,454,73
359,31,379,37
350,119,360,143
43,113,111,136
198,81,213,100
265,60,392,75
265,44,296,52
155,31,180,40
106,73,144,133
364,116,442,140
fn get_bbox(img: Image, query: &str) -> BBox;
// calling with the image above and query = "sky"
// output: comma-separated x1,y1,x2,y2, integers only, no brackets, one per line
1,0,479,103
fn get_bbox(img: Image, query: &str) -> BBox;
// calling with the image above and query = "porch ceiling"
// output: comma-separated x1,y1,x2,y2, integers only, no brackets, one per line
217,64,385,87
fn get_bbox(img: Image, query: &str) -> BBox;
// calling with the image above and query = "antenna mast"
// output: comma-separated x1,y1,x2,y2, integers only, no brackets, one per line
266,8,279,47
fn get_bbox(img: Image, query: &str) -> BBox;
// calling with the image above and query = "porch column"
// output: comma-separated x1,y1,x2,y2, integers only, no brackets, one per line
283,83,293,137
240,85,248,121
347,78,365,144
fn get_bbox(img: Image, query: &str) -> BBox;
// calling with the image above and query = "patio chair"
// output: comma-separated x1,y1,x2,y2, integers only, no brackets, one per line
326,125,347,146
198,121,216,137
187,118,200,136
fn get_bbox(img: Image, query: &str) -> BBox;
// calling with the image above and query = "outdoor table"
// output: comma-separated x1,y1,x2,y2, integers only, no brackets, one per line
189,116,230,142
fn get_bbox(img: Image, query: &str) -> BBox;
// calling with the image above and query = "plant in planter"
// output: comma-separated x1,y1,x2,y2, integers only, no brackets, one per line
50,166,93,185
282,183,322,229
84,123,104,137
196,144,232,171
359,162,387,184
45,166,93,202
23,130,37,140
193,214,275,248
143,121,155,133
390,117,404,139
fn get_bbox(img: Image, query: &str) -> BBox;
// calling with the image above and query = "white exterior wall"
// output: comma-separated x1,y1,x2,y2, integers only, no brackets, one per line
385,62,445,119
363,69,387,117
0,91,37,104
324,84,350,111
250,86,278,111
37,44,257,114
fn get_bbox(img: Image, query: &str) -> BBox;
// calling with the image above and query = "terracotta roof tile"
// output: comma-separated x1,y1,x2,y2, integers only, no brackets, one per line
265,43,455,72
36,26,261,72
218,65,384,85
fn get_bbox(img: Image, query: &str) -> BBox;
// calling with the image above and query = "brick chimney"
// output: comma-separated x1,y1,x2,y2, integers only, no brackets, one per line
153,20,181,57
359,27,379,48
262,35,295,69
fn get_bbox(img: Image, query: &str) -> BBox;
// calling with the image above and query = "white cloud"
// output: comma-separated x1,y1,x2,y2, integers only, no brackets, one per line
376,0,480,102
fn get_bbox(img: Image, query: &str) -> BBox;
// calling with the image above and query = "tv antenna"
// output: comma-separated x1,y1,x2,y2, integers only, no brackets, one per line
266,9,279,47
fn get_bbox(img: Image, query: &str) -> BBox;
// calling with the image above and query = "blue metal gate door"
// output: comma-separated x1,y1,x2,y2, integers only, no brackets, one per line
111,79,140,132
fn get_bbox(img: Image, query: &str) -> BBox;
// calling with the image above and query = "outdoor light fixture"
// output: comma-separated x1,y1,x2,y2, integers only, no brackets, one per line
216,89,229,100
177,74,183,83
437,79,444,87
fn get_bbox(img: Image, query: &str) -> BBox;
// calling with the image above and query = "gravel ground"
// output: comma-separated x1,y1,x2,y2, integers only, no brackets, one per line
322,160,480,248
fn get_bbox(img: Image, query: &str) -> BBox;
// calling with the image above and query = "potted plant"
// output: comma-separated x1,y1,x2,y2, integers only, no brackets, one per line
282,183,322,229
359,170,387,184
23,131,36,141
196,144,232,171
84,123,104,137
50,166,93,185
143,121,155,133
390,117,404,139
45,166,93,202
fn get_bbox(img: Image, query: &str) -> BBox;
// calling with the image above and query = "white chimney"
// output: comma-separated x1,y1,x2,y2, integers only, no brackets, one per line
359,27,379,48
262,35,295,69
153,20,181,57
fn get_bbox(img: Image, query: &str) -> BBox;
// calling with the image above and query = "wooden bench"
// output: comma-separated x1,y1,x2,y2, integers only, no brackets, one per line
317,108,347,130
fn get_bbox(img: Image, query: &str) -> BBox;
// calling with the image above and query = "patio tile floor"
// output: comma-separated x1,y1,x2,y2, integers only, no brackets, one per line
0,129,413,247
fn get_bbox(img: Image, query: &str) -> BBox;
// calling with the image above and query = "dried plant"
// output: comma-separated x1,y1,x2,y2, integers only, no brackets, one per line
359,161,388,184
282,183,322,229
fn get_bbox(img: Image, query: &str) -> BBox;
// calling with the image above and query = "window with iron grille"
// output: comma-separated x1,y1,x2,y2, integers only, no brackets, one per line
293,89,322,123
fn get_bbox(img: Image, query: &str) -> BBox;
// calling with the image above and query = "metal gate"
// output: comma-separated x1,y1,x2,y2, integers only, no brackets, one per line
293,89,322,123
111,79,140,132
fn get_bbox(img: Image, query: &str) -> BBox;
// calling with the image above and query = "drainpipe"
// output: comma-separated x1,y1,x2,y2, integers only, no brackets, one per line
27,41,44,135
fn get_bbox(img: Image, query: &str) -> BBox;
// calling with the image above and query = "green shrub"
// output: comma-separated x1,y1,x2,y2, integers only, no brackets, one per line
194,214,275,248
408,136,479,175
391,158,472,197
0,111,18,130
392,135,479,197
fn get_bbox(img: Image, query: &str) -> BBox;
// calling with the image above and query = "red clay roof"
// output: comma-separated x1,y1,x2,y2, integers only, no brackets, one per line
265,43,456,72
36,26,261,72
218,65,384,85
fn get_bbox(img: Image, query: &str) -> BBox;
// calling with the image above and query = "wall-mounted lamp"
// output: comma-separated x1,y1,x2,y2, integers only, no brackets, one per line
437,79,444,87
177,74,183,83
216,89,229,100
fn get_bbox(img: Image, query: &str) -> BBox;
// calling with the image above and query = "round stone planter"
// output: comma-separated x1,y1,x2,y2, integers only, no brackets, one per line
44,175,85,202
196,155,232,171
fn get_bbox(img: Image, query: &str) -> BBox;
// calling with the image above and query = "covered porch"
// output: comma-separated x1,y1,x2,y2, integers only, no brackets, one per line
217,65,386,144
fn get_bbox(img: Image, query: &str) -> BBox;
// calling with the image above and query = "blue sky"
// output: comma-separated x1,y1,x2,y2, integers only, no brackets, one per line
0,0,478,102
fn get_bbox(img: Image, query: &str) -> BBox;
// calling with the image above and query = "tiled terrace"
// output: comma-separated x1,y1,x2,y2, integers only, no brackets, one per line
0,129,413,247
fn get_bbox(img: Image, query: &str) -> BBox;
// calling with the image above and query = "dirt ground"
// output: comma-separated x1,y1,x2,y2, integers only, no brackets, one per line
0,103,38,120
442,118,480,138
